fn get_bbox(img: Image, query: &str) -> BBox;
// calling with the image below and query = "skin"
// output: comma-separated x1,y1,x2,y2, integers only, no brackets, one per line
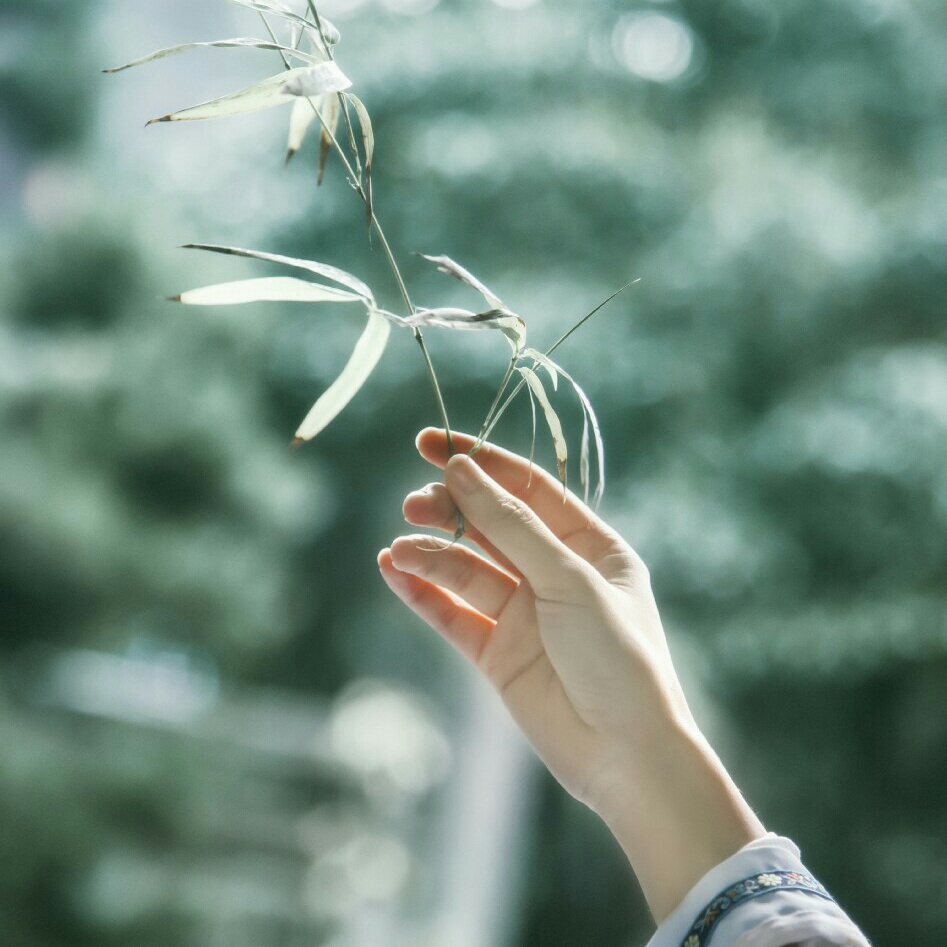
378,428,766,925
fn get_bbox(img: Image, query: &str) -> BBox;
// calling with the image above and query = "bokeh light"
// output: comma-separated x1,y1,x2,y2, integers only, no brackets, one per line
611,12,695,82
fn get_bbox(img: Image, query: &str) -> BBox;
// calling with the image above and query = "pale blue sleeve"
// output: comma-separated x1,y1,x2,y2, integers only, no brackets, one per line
644,833,872,947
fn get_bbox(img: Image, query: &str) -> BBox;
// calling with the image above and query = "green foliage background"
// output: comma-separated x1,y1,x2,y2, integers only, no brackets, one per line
1,0,945,945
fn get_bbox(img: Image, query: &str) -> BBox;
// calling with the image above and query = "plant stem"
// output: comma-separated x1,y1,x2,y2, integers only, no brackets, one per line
475,354,516,449
472,278,641,454
265,9,462,533
261,10,457,462
306,0,362,175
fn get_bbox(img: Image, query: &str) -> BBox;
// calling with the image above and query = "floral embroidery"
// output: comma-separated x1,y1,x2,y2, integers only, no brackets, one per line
678,869,834,947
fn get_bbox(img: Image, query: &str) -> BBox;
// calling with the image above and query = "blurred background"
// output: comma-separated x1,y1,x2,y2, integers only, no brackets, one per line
1,0,945,944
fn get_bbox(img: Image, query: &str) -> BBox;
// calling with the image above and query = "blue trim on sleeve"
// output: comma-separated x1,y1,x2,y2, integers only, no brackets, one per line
678,869,835,947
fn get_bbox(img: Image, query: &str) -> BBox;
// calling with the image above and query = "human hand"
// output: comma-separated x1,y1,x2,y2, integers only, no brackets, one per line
378,429,764,922
378,427,694,809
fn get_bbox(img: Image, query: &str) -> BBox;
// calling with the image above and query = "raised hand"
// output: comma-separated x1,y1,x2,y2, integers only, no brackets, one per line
379,428,689,798
378,428,765,923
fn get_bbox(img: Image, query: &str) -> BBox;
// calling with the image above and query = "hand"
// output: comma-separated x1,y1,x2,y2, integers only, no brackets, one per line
380,427,689,804
378,428,765,923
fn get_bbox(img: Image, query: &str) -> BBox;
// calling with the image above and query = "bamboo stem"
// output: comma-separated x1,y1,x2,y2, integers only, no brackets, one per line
261,9,457,463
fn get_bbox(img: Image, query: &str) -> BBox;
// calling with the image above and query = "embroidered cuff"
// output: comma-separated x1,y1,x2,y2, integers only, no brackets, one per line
645,833,871,947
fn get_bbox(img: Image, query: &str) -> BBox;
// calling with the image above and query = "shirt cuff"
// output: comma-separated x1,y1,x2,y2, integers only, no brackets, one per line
644,832,872,947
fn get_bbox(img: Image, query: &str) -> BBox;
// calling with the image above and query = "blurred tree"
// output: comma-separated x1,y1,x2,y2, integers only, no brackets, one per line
1,0,945,945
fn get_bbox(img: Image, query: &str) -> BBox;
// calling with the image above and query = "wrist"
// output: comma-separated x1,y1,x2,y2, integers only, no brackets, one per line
590,715,766,924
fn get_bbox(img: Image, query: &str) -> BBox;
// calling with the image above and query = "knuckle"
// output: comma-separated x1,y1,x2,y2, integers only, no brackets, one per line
494,494,531,526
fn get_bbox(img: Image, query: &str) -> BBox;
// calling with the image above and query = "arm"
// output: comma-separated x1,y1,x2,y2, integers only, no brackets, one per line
378,427,765,923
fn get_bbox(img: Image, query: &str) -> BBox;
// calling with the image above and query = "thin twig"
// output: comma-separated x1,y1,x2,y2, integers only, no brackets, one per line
472,278,641,454
263,7,460,532
474,354,516,450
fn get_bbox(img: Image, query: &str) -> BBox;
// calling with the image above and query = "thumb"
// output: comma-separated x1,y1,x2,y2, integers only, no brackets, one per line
444,454,594,601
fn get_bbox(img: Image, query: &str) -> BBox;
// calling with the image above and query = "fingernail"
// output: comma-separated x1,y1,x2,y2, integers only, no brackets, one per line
415,427,440,452
446,454,478,494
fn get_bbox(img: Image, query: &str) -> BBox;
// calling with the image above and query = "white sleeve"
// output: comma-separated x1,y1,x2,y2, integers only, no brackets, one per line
644,832,872,947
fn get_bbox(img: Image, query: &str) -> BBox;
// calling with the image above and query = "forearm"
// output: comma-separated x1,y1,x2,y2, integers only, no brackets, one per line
592,710,767,925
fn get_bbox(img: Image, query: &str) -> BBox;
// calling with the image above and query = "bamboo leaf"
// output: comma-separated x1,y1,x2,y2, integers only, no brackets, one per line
226,0,341,48
172,276,364,307
286,95,320,162
182,244,375,302
104,38,320,74
572,378,604,508
579,408,590,504
537,356,604,509
282,61,352,97
345,92,375,227
316,92,341,185
403,306,525,353
525,373,538,488
517,366,567,494
522,346,558,391
147,67,311,124
415,253,505,310
344,93,374,170
293,309,390,444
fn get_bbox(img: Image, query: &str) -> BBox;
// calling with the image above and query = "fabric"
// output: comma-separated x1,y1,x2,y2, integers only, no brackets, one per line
645,833,871,947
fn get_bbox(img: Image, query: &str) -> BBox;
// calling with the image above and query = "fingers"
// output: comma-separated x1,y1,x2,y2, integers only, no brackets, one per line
416,427,623,558
377,548,491,664
442,454,596,601
390,534,518,619
403,483,523,578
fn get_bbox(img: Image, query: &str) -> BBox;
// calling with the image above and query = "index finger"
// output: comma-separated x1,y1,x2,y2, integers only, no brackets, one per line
416,428,617,550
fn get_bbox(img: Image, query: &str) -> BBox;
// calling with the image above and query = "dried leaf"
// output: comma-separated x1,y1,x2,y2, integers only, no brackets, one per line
534,356,605,508
282,61,352,97
344,93,374,170
286,95,320,162
524,372,538,488
403,306,525,348
317,93,341,185
172,276,364,306
104,38,320,74
522,346,558,391
415,253,505,310
226,0,340,49
182,244,375,302
571,378,605,508
345,92,375,226
293,309,390,443
146,68,311,124
517,366,567,494
578,408,590,504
